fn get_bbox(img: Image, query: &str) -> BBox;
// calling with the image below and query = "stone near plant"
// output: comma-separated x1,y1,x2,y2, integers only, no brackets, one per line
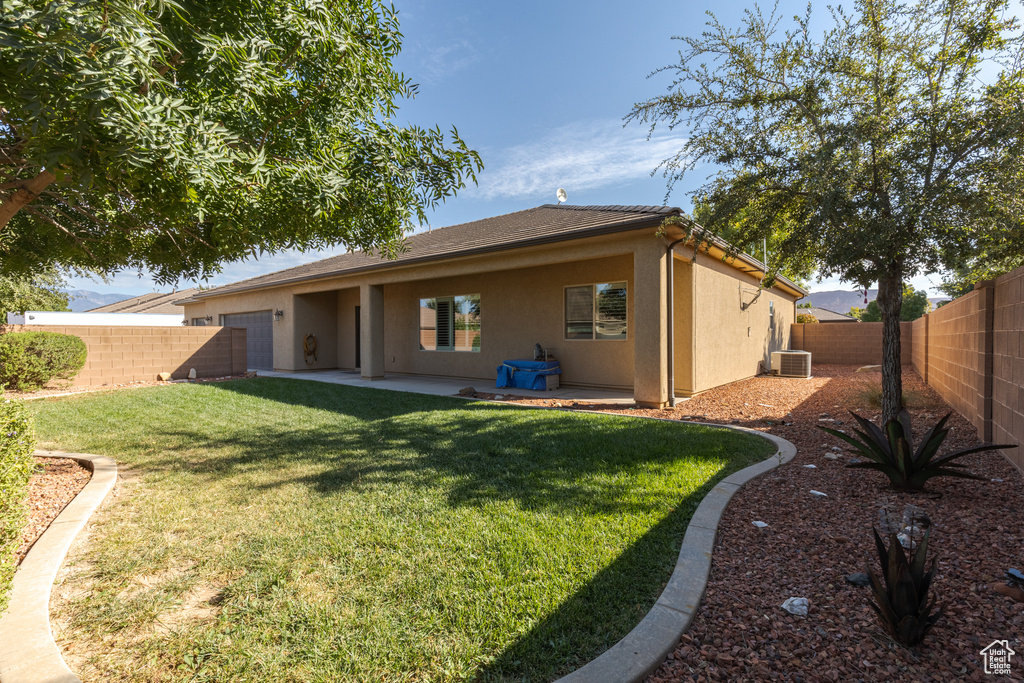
752,521,769,528
824,453,841,460
157,372,171,381
876,507,901,535
188,368,197,379
993,584,1024,602
802,464,817,468
902,504,931,530
846,572,871,588
781,597,809,616
809,490,828,497
856,365,882,373
458,387,476,396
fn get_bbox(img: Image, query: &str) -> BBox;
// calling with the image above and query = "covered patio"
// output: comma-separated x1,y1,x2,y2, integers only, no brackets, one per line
255,369,636,405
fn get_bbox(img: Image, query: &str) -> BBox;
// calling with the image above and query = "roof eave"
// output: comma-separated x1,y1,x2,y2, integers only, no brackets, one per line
190,212,678,301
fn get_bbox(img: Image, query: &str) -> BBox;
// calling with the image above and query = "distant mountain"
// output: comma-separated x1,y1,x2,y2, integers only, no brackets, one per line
63,290,135,312
798,289,952,316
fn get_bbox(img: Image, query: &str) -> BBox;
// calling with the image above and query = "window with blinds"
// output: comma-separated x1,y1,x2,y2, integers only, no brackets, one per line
564,282,627,340
419,295,480,352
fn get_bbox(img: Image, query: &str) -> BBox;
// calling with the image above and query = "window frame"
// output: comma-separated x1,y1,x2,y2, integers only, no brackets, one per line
563,281,628,341
419,294,481,353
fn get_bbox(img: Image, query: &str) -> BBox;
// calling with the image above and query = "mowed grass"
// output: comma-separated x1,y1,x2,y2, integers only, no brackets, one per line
32,378,774,682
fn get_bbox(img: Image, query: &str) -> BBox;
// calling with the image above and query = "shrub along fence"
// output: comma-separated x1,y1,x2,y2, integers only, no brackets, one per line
791,263,1024,473
0,325,247,387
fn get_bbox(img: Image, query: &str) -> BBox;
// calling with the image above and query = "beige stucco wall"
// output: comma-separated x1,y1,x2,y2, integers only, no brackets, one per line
293,291,339,369
672,257,695,396
688,254,796,393
183,289,292,370
336,288,360,369
382,255,634,388
182,227,802,401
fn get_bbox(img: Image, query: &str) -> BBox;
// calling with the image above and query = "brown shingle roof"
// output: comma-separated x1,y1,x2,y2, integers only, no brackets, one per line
191,205,679,299
88,288,199,314
804,306,858,322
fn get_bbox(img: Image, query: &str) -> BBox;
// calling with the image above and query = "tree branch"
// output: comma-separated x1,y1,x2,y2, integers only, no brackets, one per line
0,170,56,229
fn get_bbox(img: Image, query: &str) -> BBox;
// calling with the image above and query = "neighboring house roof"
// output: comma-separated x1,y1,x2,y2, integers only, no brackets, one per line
181,204,806,302
87,288,199,315
803,306,858,322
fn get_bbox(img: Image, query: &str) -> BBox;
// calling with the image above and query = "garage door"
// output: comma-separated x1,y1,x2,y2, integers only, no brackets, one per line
221,311,274,370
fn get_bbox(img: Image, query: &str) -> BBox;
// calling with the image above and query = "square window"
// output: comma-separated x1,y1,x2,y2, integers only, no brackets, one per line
565,282,627,340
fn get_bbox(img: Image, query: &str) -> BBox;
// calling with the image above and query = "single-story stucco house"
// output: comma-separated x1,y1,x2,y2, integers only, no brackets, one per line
176,204,806,407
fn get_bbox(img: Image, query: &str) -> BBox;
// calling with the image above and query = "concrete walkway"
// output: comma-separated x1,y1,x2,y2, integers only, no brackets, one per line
256,370,637,404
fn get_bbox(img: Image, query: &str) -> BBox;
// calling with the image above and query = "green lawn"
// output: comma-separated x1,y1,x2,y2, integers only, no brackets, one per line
32,378,774,682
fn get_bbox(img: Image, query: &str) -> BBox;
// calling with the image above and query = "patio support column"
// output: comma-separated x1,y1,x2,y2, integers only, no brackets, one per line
633,239,670,407
360,283,385,379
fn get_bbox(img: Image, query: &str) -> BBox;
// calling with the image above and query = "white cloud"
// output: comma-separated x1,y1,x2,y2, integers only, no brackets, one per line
410,40,479,85
470,119,688,201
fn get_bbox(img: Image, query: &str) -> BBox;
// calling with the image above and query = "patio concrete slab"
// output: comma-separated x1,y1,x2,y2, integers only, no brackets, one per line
256,370,637,404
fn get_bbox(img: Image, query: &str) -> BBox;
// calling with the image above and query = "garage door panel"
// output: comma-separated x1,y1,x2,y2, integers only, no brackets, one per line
221,311,273,370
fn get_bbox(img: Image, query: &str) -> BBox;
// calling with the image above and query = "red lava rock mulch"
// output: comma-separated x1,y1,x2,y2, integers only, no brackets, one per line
16,457,92,565
471,365,1024,682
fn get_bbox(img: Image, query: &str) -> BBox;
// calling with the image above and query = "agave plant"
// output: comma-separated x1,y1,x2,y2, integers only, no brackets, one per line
867,527,943,646
819,410,1016,491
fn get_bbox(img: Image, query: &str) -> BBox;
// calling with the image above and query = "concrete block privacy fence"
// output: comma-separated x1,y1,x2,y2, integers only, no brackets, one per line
0,325,247,386
791,263,1024,473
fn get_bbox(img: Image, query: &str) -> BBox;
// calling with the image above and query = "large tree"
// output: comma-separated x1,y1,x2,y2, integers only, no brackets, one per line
0,270,70,322
629,0,1024,423
0,0,481,284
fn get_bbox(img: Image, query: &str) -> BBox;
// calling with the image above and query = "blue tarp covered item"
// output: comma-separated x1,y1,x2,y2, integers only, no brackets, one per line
496,359,561,391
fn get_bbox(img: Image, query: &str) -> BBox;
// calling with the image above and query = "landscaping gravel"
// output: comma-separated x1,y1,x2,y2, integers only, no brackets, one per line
477,365,1024,682
16,457,91,565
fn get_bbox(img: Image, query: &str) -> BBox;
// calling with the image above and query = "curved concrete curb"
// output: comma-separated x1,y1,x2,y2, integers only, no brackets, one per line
0,450,117,683
555,425,797,683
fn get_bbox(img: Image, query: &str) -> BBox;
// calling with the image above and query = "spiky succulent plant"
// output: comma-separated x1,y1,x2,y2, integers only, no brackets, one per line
868,527,943,646
819,410,1015,491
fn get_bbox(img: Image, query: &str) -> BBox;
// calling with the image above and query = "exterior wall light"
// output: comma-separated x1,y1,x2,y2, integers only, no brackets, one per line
274,309,285,321
204,315,213,323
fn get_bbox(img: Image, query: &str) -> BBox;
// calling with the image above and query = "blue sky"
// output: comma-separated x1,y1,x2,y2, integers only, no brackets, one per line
66,0,949,297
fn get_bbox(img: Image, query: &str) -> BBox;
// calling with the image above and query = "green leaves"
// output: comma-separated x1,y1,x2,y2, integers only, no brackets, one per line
629,0,1024,291
867,527,943,646
819,409,1015,491
0,0,481,284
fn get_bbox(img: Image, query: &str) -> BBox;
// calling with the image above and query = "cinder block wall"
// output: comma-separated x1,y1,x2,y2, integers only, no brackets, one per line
790,321,913,365
992,268,1024,471
1,325,247,386
790,264,1024,473
911,316,927,380
919,288,992,438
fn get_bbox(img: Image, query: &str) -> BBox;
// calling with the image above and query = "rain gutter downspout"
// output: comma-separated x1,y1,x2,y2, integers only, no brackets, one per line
666,236,688,408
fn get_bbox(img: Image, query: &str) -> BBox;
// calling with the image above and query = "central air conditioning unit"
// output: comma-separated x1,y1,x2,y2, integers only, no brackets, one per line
771,350,812,378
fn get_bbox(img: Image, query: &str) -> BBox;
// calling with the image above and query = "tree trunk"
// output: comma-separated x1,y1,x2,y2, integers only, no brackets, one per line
876,273,904,424
0,170,56,229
